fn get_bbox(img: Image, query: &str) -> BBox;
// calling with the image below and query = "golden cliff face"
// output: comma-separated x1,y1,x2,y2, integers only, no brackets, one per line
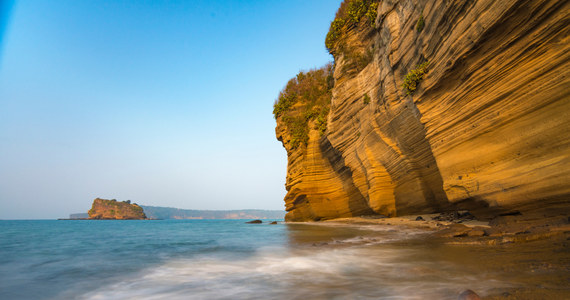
88,198,147,220
276,0,570,221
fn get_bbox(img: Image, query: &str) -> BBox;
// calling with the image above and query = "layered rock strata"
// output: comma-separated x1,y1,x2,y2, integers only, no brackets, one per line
275,0,570,221
88,198,147,220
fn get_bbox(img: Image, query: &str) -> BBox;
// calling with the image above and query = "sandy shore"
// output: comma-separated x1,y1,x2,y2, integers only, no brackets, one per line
313,211,570,299
323,209,570,243
323,213,489,229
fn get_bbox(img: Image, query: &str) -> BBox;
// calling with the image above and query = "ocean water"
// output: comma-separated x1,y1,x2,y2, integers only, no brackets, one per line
0,220,567,299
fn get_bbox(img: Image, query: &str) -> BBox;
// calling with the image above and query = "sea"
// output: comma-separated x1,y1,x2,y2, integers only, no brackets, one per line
0,219,567,299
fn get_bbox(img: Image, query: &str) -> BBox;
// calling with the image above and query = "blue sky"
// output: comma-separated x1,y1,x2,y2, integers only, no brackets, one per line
0,0,342,219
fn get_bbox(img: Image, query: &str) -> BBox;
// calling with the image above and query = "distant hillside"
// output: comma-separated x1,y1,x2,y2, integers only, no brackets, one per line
69,213,88,219
141,206,286,220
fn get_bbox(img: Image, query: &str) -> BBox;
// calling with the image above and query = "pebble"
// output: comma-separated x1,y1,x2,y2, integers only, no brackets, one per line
458,289,480,300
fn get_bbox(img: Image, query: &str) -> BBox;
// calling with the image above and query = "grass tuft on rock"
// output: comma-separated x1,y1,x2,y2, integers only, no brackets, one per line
416,14,425,32
402,62,429,95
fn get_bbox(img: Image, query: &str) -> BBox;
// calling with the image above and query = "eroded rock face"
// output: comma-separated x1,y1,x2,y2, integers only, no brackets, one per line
276,0,570,221
88,198,147,220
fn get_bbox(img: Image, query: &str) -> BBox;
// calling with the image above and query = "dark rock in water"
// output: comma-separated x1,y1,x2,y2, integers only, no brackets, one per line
458,289,480,300
415,216,425,221
246,220,262,224
269,221,278,225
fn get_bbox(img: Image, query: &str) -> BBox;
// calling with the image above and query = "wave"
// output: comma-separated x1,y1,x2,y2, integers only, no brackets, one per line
75,236,510,300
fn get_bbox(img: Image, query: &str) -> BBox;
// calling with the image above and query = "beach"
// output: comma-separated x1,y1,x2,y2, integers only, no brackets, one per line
318,212,570,299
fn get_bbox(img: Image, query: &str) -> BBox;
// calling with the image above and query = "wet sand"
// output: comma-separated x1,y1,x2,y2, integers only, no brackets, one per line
305,212,570,299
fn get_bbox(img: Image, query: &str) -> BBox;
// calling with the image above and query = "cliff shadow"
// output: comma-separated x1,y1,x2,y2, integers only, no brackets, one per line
319,135,377,218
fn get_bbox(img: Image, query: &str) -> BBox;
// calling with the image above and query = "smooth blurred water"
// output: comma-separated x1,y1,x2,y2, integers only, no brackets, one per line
1,220,568,299
0,220,286,299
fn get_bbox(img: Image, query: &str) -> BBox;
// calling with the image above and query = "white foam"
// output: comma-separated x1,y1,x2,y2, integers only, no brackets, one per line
77,242,511,300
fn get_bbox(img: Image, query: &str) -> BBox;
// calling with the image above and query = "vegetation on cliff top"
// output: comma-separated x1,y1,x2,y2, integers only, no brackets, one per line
325,0,379,54
273,64,333,149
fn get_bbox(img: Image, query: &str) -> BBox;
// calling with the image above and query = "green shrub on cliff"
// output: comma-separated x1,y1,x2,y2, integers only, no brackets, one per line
325,0,379,54
365,2,378,26
416,14,425,32
346,0,370,25
273,93,296,119
325,18,345,53
402,61,430,95
315,106,329,135
289,117,310,148
274,64,334,149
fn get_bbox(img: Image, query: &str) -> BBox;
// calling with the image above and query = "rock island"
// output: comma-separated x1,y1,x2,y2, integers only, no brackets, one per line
88,198,147,220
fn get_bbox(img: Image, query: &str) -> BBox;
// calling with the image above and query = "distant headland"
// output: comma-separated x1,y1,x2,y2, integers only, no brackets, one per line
140,205,286,220
63,199,285,220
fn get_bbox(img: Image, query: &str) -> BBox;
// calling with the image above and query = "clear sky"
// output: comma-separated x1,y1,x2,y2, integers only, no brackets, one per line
0,0,342,219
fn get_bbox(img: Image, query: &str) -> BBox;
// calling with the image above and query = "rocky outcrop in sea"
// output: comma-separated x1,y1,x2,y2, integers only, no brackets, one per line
88,198,147,220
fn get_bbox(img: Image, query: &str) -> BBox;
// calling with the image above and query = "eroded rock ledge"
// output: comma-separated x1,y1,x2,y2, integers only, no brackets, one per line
275,0,570,221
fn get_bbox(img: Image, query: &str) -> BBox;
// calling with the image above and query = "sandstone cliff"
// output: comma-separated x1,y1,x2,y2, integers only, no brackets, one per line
275,0,570,221
88,198,147,220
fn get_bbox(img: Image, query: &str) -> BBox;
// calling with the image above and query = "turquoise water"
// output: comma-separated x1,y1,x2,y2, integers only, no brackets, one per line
1,220,567,299
0,220,286,299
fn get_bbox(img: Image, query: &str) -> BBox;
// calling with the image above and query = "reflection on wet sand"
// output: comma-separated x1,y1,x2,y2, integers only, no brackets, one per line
285,221,570,299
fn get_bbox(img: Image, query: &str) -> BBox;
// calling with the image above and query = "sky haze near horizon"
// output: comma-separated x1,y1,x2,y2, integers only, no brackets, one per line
0,0,343,219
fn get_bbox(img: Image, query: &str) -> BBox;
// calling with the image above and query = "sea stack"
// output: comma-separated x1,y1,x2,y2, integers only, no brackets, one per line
88,198,147,220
